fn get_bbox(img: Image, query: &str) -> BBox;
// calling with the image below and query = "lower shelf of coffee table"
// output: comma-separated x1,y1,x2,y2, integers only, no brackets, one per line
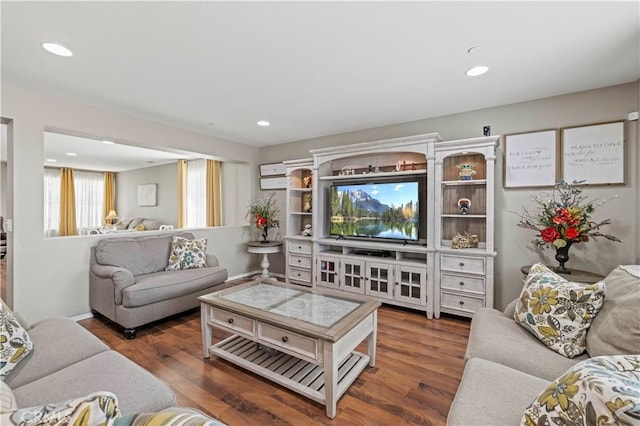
212,334,369,405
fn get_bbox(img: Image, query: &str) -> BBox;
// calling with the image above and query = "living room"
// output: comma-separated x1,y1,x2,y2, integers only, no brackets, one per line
1,1,639,425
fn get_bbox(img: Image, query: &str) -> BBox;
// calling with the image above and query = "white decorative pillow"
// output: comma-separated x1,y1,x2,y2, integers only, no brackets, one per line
165,236,208,271
514,263,606,358
0,299,34,377
522,355,640,426
1,391,120,425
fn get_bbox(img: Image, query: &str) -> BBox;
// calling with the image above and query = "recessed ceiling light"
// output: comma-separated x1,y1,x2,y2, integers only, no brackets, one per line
102,140,114,145
42,42,73,57
65,152,77,157
257,120,270,127
466,66,489,77
46,159,57,163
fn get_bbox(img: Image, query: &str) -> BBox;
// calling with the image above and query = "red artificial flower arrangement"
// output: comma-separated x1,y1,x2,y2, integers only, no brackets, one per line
518,180,620,249
247,192,280,231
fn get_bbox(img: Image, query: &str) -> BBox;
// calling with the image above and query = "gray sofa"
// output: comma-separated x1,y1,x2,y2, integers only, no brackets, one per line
447,265,640,425
90,232,228,338
5,316,176,415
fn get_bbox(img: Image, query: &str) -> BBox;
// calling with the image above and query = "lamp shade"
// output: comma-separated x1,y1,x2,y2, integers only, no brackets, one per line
105,210,118,220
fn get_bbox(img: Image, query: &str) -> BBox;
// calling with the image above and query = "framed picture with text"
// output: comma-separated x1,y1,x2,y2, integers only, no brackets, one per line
503,129,558,188
561,121,625,185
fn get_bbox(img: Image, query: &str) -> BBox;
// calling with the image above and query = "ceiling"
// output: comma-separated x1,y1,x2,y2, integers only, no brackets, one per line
2,2,639,147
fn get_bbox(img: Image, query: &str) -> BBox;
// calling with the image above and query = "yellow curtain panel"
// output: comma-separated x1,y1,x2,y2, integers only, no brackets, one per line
177,160,187,228
206,159,222,227
103,172,115,224
59,168,77,236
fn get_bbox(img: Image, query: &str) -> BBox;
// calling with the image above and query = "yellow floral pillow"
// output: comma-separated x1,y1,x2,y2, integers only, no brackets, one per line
522,355,640,426
514,263,606,358
0,299,33,377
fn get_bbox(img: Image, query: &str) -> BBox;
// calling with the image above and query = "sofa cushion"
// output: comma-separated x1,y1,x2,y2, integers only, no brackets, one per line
0,381,16,411
4,316,110,389
141,219,160,230
95,232,194,276
465,308,588,381
12,351,176,416
127,218,145,229
447,358,549,426
114,218,134,230
586,265,640,357
514,263,605,358
522,355,640,426
165,236,208,271
2,391,120,425
0,299,34,378
122,266,228,308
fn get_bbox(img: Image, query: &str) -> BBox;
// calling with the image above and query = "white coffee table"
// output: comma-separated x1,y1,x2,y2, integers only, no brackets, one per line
199,280,380,418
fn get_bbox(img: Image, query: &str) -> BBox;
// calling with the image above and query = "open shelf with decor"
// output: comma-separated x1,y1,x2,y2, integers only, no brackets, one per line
433,136,499,318
284,159,315,287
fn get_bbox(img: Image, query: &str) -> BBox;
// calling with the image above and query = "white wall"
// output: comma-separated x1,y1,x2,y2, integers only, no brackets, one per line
1,84,261,322
260,82,639,310
116,162,178,227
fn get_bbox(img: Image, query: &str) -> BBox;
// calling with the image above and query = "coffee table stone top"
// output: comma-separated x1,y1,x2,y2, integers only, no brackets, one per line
200,280,380,341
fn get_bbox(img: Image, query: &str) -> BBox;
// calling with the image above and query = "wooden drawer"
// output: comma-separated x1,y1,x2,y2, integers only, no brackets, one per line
289,254,311,269
257,322,318,361
441,273,485,295
440,292,484,314
210,307,255,337
441,254,485,275
289,240,312,255
288,267,312,283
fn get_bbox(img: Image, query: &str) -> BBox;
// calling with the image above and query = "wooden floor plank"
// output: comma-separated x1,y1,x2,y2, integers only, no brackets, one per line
79,303,470,425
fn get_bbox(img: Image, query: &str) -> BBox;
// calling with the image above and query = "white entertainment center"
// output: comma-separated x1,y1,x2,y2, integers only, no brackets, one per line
283,133,499,319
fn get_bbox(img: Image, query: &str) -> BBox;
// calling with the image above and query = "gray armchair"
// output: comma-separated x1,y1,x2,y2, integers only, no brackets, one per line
89,232,228,338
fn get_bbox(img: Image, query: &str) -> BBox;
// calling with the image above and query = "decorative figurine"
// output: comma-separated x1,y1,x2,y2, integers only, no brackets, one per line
303,194,312,212
457,198,471,215
303,175,312,188
395,161,402,172
303,224,313,237
451,231,479,249
457,162,477,180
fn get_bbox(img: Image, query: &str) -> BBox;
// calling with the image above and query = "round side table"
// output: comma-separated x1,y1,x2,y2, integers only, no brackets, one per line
520,265,604,283
247,241,282,279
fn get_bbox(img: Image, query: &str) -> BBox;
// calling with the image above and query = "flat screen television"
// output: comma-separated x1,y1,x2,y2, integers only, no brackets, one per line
329,177,425,243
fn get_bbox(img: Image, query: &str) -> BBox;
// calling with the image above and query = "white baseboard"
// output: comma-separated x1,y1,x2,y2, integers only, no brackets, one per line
71,312,94,321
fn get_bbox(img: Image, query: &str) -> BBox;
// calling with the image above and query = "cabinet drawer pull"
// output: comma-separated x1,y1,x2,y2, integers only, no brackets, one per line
459,262,465,267
281,336,288,343
227,318,234,324
459,301,465,305
459,281,465,286
297,259,302,263
296,273,301,277
298,246,302,250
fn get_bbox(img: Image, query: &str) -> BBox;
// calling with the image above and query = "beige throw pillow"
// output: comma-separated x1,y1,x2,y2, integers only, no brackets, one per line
514,263,606,358
586,265,640,357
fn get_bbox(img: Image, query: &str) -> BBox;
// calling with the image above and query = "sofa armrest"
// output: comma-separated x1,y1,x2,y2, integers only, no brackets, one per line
503,298,518,318
91,264,135,306
206,253,220,268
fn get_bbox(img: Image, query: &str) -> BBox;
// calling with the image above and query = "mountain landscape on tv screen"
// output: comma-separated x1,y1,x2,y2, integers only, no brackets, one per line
330,183,419,240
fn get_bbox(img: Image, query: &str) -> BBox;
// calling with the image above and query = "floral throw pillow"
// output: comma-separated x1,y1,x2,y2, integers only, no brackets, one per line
514,263,606,358
1,391,120,425
522,355,640,426
165,236,207,271
115,407,227,426
0,299,34,378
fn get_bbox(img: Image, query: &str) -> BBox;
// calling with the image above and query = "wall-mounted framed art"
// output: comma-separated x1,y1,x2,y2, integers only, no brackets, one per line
259,162,286,177
137,183,157,206
260,176,287,190
503,129,558,188
561,120,625,185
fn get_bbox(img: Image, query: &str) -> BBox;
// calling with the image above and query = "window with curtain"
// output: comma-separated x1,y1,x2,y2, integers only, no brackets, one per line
43,168,61,237
44,169,105,236
186,159,206,228
74,170,105,232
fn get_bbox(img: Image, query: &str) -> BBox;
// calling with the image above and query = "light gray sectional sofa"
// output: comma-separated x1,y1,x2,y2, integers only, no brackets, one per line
5,316,176,415
447,265,640,425
90,232,228,338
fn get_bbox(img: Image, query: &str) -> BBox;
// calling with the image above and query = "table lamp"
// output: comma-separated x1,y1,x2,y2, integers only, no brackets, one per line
105,210,119,227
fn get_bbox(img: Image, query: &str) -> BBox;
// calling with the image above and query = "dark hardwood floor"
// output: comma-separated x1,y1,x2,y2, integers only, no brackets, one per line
79,305,470,425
